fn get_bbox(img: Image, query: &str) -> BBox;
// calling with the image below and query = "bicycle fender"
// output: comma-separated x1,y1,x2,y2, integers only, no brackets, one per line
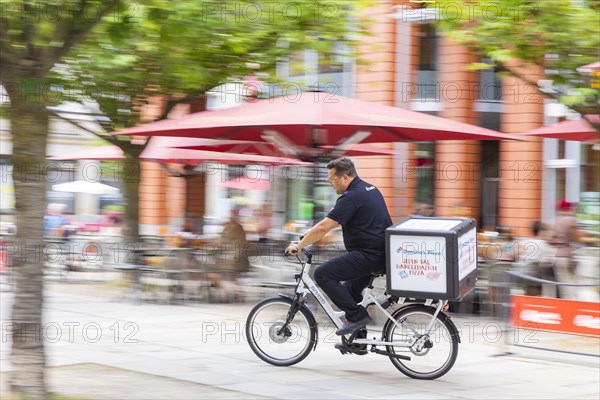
278,294,319,350
387,304,461,344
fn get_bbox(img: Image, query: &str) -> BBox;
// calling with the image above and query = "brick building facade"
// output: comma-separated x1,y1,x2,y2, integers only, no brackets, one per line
134,0,595,238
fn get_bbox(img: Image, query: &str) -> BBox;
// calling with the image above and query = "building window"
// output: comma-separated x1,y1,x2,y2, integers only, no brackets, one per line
416,24,439,103
581,143,600,193
578,143,599,233
285,162,336,224
557,139,566,159
480,141,500,230
480,112,501,132
479,62,502,102
478,62,502,231
415,142,435,205
475,59,503,115
419,24,437,71
318,42,346,74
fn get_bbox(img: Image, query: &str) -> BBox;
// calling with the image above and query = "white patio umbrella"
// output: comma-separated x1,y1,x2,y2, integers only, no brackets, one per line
52,181,120,195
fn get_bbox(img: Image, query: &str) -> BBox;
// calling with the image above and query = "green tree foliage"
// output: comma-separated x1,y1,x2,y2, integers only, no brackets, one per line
431,0,600,121
0,1,366,397
55,0,367,242
59,0,366,128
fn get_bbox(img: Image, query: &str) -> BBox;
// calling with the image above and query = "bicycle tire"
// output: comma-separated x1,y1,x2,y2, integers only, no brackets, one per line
246,297,317,366
383,304,459,380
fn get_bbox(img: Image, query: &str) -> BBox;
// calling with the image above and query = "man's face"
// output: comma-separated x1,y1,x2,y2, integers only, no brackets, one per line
328,169,350,195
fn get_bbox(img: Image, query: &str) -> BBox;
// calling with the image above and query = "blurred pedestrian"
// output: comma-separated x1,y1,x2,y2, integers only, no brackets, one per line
44,203,70,237
410,202,425,217
100,211,123,237
516,221,552,296
496,225,517,262
205,207,250,301
420,202,434,217
256,203,271,243
218,207,250,273
411,202,434,217
546,201,580,299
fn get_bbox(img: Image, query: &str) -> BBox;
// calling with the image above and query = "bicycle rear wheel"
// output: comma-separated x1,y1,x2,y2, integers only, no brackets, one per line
245,297,317,366
384,305,459,380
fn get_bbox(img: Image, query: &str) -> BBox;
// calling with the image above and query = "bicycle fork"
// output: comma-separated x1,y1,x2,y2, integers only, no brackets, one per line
276,292,320,350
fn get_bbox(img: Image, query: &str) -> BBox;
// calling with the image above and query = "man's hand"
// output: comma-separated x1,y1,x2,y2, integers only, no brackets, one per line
284,243,300,255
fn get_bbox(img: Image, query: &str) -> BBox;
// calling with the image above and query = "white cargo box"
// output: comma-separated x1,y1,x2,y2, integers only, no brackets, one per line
385,217,477,300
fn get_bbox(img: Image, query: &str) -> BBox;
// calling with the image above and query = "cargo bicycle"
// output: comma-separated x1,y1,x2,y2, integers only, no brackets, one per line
245,246,461,380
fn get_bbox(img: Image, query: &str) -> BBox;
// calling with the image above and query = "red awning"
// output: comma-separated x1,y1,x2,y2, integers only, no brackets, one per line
521,119,599,142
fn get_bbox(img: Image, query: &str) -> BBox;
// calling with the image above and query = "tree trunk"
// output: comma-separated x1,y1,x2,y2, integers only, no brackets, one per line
9,91,50,398
122,151,141,246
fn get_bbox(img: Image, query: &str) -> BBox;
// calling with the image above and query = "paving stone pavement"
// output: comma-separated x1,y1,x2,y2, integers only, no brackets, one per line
1,281,599,399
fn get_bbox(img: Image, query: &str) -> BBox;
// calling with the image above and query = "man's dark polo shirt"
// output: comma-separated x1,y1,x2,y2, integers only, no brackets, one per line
326,177,393,254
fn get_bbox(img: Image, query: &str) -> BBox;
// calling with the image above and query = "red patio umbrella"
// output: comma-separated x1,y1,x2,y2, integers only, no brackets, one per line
139,137,308,165
49,137,308,219
521,118,599,143
111,92,516,160
576,61,600,74
172,141,398,157
50,137,309,166
216,178,270,191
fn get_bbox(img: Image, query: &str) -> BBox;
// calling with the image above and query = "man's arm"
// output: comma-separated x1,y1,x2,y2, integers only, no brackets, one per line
285,217,339,254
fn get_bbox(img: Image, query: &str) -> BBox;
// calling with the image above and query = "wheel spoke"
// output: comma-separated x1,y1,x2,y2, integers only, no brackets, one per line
246,298,316,366
385,306,459,380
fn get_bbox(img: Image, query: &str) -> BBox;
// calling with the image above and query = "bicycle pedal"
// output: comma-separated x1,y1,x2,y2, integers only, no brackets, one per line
334,342,351,354
336,341,368,356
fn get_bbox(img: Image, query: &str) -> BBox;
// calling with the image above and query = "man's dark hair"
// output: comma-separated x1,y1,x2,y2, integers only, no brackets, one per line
326,157,357,177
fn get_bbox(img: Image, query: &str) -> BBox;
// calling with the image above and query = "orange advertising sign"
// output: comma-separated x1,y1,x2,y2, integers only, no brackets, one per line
511,295,600,338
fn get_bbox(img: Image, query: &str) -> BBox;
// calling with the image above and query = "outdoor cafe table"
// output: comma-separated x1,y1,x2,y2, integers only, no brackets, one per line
111,262,187,303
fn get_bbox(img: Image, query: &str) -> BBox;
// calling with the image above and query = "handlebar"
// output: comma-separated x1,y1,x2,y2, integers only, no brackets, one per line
299,248,313,264
284,240,313,264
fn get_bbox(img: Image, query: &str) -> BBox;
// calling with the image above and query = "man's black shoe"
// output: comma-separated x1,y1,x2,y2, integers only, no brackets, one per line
335,316,372,335
334,338,368,355
334,342,351,354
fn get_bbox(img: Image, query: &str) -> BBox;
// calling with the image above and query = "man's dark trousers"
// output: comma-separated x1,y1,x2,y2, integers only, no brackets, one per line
314,251,386,322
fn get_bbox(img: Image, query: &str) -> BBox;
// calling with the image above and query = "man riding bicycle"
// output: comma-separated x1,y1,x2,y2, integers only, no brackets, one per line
285,157,393,337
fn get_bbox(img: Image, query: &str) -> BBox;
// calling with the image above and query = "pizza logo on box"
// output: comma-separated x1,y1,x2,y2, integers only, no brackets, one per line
426,271,441,281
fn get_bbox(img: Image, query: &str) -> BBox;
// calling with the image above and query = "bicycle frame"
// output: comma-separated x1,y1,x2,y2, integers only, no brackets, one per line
290,249,448,348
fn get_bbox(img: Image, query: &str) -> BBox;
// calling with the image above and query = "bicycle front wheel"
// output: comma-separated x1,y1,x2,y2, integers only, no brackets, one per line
384,305,459,380
245,297,317,366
